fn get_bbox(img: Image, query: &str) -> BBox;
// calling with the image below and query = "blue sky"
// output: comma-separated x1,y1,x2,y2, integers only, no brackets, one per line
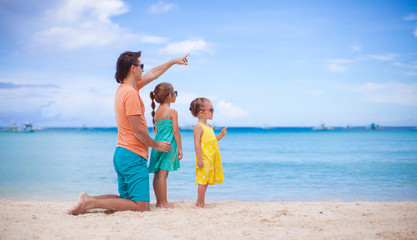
1,0,417,127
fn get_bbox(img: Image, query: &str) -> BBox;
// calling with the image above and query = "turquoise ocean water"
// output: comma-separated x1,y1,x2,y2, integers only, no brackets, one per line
0,127,416,202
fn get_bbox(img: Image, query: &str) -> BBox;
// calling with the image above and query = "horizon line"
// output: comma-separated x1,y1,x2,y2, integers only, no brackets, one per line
2,125,417,129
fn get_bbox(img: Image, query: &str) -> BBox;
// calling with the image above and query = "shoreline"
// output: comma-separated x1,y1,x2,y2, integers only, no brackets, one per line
1,199,416,239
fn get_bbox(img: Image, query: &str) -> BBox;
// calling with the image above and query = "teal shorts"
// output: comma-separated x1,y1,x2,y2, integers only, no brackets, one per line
113,147,150,202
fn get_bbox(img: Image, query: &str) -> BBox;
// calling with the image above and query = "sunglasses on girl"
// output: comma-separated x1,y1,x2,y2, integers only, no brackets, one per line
165,91,178,99
202,108,214,113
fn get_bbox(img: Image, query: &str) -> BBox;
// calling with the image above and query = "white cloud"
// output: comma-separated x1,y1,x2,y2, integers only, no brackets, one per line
28,0,166,51
32,23,129,50
310,89,324,96
326,59,352,73
403,14,417,37
0,87,55,114
327,64,348,73
148,1,176,14
53,0,129,23
325,53,398,74
0,74,119,127
404,14,417,21
357,82,417,106
403,71,417,76
138,34,168,44
143,91,247,127
173,91,199,105
393,61,417,69
368,54,397,61
351,45,362,52
216,101,249,118
159,39,213,55
38,84,116,126
41,89,114,121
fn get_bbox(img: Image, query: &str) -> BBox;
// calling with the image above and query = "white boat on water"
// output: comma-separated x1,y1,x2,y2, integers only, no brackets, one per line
312,123,333,131
369,123,384,130
3,121,37,132
180,125,194,131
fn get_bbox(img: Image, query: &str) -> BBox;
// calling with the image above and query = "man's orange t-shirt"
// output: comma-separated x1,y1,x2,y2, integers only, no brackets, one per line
114,80,149,159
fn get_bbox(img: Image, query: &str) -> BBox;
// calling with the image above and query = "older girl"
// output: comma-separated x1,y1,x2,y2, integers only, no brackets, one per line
148,82,183,208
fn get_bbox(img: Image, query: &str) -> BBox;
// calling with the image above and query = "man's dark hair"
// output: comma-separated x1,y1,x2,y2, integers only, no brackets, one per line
115,51,141,83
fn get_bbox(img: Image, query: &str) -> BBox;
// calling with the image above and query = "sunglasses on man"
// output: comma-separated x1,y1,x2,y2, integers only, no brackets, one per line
134,63,144,70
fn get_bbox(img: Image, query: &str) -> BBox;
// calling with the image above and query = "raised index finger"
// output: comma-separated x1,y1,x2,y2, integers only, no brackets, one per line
183,53,190,62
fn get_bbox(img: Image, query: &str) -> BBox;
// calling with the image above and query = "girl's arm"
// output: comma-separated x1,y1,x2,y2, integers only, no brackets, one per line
170,110,183,160
194,124,204,168
216,127,227,141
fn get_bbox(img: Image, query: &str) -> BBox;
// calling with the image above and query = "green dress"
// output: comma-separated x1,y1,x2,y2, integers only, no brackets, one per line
148,109,180,172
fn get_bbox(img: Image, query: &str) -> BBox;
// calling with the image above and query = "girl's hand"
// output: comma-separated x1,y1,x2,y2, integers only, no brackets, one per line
197,159,204,168
178,149,183,160
221,127,227,136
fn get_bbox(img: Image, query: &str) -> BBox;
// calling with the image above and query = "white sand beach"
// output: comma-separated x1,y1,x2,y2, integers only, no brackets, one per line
1,199,416,239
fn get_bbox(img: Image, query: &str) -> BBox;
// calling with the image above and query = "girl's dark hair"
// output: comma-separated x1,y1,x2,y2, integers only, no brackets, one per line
150,82,174,132
115,51,141,83
189,97,210,117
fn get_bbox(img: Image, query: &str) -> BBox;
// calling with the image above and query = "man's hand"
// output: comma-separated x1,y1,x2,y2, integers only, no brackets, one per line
142,53,190,87
155,141,171,153
174,53,190,65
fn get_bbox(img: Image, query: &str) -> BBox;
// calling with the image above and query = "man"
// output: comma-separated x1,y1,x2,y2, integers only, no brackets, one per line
69,51,189,215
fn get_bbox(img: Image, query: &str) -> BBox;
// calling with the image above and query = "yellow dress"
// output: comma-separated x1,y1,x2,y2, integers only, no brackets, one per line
195,122,224,185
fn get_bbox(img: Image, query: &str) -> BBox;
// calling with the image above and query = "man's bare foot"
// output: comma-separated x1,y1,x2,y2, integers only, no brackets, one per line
68,192,94,215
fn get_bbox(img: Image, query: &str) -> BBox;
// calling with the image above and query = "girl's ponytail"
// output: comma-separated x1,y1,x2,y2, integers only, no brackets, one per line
150,91,157,132
150,82,174,133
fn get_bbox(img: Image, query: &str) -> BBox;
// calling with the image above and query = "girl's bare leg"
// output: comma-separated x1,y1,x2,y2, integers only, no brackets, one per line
153,172,161,207
157,170,173,208
68,192,149,215
195,184,211,208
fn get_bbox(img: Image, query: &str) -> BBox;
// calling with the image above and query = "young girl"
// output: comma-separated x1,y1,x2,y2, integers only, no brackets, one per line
189,97,227,208
148,82,183,208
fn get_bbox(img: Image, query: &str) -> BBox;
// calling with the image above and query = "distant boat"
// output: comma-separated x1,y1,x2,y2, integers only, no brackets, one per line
180,125,194,131
4,121,36,133
369,123,383,130
23,121,34,132
312,123,333,131
261,124,271,130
